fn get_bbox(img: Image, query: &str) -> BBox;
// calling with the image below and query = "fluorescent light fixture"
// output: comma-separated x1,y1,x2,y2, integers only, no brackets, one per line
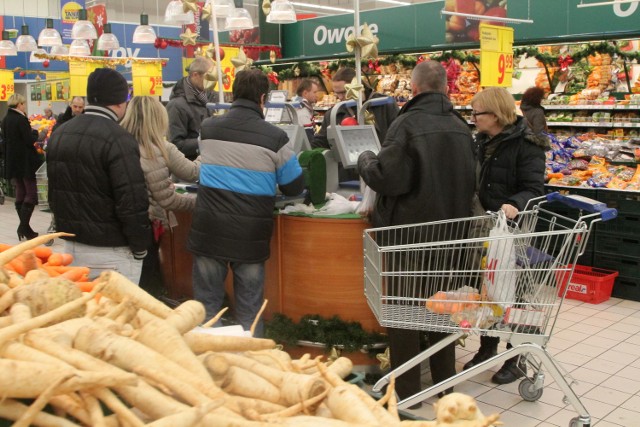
71,9,98,39
133,14,157,44
0,31,18,56
378,0,411,5
577,0,640,7
290,2,353,13
38,18,63,46
69,39,91,56
96,23,120,51
440,10,533,24
16,25,38,52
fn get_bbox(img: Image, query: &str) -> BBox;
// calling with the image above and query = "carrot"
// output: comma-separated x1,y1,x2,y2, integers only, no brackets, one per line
99,270,172,318
0,243,12,252
76,281,94,293
33,246,53,262
7,257,27,276
60,253,74,265
46,253,64,266
183,331,277,354
59,267,91,282
41,265,61,277
0,232,73,267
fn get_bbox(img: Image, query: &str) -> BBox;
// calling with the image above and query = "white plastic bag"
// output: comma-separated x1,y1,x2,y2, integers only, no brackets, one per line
483,210,518,307
356,179,376,217
315,193,359,216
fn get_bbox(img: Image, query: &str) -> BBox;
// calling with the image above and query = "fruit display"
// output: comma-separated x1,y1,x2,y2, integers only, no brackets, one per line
444,0,507,43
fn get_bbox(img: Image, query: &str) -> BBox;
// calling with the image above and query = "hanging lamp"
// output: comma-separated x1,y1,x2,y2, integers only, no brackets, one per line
133,13,157,43
69,39,91,56
72,9,98,39
50,44,70,55
164,0,195,24
38,18,63,46
225,8,254,30
209,0,236,18
266,0,297,24
0,31,18,56
30,47,47,62
97,23,120,51
16,25,38,52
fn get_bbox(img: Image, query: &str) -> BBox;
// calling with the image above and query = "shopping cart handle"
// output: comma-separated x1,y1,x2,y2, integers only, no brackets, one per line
546,192,618,221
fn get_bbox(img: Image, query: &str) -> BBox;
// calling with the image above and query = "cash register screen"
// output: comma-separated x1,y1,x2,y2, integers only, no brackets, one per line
335,126,381,168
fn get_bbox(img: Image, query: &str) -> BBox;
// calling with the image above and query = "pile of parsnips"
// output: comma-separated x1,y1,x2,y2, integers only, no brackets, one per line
0,233,501,427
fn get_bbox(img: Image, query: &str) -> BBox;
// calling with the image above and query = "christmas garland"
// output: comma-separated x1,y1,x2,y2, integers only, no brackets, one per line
514,41,640,66
153,36,282,59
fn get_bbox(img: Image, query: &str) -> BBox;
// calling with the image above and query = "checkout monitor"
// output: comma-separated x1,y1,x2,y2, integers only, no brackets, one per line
332,125,381,169
279,124,311,154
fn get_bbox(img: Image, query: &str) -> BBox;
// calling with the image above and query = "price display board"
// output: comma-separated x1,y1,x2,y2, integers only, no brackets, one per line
132,62,163,96
0,70,15,102
69,61,102,97
480,23,514,87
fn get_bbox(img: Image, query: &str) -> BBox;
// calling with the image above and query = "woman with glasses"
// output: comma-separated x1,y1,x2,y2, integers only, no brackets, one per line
464,87,549,384
1,94,41,240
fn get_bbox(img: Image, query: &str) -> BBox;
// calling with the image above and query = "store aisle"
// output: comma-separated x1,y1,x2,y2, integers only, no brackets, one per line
1,200,639,426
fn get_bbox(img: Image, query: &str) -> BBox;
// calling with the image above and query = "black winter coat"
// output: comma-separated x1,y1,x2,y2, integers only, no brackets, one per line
166,77,218,160
189,99,304,263
476,116,549,212
46,106,151,252
520,103,548,135
1,108,40,180
51,106,74,134
357,92,476,229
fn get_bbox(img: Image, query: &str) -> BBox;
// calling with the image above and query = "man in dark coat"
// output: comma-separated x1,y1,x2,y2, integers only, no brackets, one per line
47,68,151,283
51,96,85,134
189,69,304,337
358,60,476,406
166,56,217,160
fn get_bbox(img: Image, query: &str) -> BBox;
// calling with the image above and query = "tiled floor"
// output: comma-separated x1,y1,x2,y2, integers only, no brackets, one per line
2,199,640,426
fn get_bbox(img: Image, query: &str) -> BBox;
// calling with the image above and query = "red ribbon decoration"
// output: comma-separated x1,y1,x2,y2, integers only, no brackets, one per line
558,55,573,71
267,71,279,86
368,59,381,74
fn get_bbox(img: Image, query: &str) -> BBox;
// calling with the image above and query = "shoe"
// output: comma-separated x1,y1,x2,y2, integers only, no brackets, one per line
463,349,497,370
491,357,526,384
17,203,39,241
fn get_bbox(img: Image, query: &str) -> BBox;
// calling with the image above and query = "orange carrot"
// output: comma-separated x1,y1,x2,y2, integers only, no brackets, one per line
60,254,74,266
0,243,12,252
76,282,95,293
46,253,64,266
33,246,52,262
41,266,61,277
60,267,91,282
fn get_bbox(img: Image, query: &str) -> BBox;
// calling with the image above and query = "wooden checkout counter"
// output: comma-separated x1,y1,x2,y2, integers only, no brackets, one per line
159,211,381,333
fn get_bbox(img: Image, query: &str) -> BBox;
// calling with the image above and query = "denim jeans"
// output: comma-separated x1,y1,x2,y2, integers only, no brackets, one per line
193,255,265,337
64,241,143,284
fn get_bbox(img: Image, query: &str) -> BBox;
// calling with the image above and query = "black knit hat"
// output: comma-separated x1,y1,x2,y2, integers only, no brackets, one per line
87,68,129,106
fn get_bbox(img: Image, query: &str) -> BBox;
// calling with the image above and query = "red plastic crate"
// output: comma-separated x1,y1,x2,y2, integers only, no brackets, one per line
557,265,619,304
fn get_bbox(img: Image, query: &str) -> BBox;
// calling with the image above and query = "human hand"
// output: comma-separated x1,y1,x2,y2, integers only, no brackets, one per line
500,204,519,219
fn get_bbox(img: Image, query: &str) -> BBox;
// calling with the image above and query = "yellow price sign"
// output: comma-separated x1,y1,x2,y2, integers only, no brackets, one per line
480,23,514,88
132,62,163,96
69,61,102,97
0,70,15,102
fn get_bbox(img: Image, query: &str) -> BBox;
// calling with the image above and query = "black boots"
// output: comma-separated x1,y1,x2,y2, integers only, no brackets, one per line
463,336,526,384
16,202,38,241
463,335,499,370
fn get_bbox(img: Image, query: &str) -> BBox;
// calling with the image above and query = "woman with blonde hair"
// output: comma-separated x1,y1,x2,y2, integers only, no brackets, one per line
1,93,41,240
463,87,549,384
121,96,200,296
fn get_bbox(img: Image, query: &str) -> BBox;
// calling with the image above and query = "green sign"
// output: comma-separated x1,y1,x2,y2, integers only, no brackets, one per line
281,0,640,59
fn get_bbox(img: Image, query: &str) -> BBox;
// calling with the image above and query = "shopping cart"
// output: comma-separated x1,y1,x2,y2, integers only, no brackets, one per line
364,192,617,427
36,162,55,246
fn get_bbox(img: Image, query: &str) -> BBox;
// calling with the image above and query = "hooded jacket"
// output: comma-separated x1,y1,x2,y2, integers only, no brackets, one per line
520,102,548,135
357,92,476,228
166,77,218,160
476,116,550,212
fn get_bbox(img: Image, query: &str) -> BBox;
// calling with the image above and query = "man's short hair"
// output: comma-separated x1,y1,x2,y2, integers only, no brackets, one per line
296,79,318,97
71,96,85,105
333,67,356,83
233,69,270,105
411,61,447,94
189,56,213,75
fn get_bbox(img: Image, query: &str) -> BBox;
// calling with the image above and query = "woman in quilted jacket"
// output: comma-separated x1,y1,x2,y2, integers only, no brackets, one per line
121,96,200,296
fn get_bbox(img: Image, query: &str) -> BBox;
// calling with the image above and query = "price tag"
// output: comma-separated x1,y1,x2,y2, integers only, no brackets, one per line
132,62,163,96
0,70,15,102
70,61,102,97
480,23,514,88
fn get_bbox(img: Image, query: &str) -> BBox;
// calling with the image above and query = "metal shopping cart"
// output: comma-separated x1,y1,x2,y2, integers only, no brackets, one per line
364,192,618,427
36,162,55,245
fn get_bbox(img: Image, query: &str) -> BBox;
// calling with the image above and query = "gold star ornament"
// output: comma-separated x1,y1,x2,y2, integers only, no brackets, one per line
182,0,198,13
377,347,390,371
231,48,253,72
345,77,364,101
262,0,272,16
201,2,212,21
269,50,277,63
180,28,197,46
203,63,219,90
357,23,379,59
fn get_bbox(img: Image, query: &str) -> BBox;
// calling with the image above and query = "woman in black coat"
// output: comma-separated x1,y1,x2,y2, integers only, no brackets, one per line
520,86,548,135
1,93,41,240
464,87,549,385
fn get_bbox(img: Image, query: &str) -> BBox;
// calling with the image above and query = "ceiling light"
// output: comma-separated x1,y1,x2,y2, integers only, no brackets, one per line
50,44,70,55
69,39,91,56
378,0,411,5
0,31,18,56
38,18,63,46
225,8,254,30
16,25,38,52
30,47,47,62
72,9,98,39
97,23,120,51
290,2,353,13
267,0,297,24
577,0,640,7
209,0,236,19
133,13,157,44
440,10,533,24
164,0,195,24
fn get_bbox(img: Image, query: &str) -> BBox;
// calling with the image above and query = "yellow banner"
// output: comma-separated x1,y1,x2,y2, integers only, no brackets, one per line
0,70,15,102
480,23,514,88
183,46,240,93
45,72,70,101
132,62,163,96
69,61,102,97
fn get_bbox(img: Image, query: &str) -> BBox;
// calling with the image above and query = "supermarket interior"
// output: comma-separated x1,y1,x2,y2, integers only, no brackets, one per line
2,0,640,426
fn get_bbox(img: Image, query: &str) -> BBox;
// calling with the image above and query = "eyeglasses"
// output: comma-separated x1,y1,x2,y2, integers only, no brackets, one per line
471,111,492,118
334,90,346,95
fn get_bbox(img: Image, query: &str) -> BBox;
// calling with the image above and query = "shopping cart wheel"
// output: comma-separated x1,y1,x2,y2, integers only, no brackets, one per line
518,378,543,402
569,417,590,427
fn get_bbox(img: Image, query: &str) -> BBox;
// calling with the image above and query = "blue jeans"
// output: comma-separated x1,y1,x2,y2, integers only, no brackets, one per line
193,256,265,337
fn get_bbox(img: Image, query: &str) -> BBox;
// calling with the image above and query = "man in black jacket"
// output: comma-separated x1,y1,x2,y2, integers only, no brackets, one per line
47,68,151,283
166,56,217,160
189,69,304,336
358,60,476,407
51,96,85,134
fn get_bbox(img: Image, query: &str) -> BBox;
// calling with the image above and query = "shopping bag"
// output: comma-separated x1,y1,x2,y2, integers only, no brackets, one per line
482,210,518,307
356,179,376,217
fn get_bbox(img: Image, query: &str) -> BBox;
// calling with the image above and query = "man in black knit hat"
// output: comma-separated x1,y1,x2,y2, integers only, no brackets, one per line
47,68,151,284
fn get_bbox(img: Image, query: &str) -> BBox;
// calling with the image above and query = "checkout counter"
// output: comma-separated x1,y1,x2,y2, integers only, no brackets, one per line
161,97,391,334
